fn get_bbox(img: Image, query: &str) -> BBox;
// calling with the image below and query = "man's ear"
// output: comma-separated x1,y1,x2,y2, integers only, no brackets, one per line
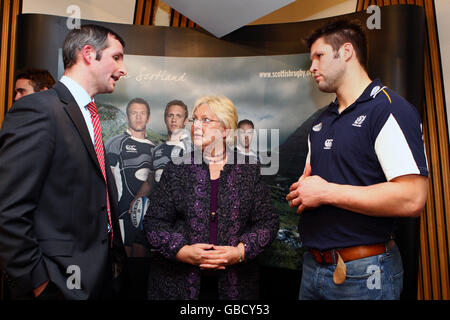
342,42,354,62
39,86,49,92
81,44,96,64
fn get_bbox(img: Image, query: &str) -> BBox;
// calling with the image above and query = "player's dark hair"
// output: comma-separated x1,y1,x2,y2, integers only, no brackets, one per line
126,97,150,117
238,119,254,129
305,18,368,71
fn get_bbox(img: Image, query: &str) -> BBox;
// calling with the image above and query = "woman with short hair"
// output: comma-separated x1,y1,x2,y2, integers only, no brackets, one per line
143,95,279,300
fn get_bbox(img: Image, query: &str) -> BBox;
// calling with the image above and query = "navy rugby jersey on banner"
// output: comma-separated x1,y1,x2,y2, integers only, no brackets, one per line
151,135,192,184
299,79,429,250
105,131,155,217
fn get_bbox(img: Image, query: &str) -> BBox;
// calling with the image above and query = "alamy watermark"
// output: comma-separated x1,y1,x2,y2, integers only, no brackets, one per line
66,5,81,30
366,265,381,290
66,265,81,290
366,5,381,30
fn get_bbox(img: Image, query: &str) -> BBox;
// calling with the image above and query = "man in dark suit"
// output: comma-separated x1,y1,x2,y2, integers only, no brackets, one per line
0,24,127,299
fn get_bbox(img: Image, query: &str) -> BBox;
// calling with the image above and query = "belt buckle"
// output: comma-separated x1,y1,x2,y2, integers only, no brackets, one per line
320,250,332,264
311,249,333,265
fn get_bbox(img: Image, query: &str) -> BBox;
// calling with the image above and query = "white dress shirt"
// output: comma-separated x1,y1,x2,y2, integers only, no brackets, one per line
59,76,96,147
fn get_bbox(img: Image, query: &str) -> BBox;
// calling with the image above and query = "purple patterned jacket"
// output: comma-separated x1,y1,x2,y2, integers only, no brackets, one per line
143,151,279,300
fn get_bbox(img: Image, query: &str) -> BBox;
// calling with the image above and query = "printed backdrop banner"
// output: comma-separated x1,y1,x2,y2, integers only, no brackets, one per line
14,5,425,299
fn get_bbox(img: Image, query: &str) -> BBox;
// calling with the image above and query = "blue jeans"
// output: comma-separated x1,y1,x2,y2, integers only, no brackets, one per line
299,244,403,300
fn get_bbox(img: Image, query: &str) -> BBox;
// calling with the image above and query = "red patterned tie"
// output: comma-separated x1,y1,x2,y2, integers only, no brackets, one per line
87,101,113,247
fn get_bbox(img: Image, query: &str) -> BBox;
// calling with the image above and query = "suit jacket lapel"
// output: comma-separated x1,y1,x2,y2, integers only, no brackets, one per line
53,82,103,176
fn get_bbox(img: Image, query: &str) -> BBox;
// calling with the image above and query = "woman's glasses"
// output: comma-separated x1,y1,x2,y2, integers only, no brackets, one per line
189,118,221,125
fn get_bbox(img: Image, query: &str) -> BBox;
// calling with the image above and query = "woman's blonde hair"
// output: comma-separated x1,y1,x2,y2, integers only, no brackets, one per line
192,95,238,146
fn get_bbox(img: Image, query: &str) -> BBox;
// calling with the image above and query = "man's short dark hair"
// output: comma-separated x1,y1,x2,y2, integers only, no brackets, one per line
305,18,368,71
164,100,188,120
63,24,125,69
126,98,150,117
238,119,254,129
16,68,56,92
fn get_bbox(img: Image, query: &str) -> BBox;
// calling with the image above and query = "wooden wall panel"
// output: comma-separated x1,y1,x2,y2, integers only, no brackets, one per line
0,0,21,300
0,0,21,124
134,0,157,25
357,0,450,300
134,0,197,28
422,0,450,300
358,0,430,10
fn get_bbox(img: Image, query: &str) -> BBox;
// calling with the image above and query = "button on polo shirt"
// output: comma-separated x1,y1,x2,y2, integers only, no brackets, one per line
299,79,429,250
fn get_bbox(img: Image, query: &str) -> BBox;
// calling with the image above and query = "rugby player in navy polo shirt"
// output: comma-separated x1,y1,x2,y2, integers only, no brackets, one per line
286,19,428,300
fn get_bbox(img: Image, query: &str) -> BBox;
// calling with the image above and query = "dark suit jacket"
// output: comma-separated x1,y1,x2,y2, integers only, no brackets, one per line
0,82,126,299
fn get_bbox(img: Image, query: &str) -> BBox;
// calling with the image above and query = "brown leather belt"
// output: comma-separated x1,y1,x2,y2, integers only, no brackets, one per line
308,240,395,265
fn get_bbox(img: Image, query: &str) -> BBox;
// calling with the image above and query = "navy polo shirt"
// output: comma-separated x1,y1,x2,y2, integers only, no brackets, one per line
299,79,428,250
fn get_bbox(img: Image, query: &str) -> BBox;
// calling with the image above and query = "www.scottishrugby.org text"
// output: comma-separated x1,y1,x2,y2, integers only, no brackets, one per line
259,69,312,79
